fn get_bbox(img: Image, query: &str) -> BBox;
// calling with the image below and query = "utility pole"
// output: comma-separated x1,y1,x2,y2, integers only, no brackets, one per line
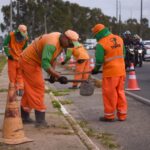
116,0,119,22
119,0,122,34
10,0,13,31
140,0,143,37
44,14,47,33
17,0,20,27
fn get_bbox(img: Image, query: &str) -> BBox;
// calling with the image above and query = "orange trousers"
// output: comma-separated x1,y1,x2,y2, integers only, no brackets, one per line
8,59,24,90
73,60,90,86
102,76,127,120
19,57,46,112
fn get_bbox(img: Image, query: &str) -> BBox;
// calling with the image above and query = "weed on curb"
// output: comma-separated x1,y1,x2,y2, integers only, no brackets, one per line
52,100,61,109
78,120,120,150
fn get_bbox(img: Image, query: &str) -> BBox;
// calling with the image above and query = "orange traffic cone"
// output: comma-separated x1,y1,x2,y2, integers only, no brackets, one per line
89,57,95,71
0,84,33,144
126,63,140,91
59,53,64,63
68,56,76,68
129,62,135,71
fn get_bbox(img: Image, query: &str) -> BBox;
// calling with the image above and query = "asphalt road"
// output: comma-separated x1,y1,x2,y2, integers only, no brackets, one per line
89,49,150,101
51,62,150,150
94,61,150,102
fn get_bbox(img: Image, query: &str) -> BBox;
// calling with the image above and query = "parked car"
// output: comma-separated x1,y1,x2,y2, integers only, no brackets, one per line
142,40,150,61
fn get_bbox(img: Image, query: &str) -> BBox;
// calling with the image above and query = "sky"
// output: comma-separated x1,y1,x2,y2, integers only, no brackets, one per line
63,0,150,22
0,0,150,28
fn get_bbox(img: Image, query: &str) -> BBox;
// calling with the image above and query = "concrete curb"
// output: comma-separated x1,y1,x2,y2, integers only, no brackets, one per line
125,91,150,106
49,92,101,150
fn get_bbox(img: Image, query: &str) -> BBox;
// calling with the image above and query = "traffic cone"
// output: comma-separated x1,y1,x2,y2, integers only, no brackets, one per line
68,56,76,68
126,63,140,91
129,62,135,71
89,57,95,71
59,53,64,63
0,84,33,144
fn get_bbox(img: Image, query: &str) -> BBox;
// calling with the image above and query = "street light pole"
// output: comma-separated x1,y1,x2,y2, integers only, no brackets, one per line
140,0,143,37
116,0,118,22
10,0,13,31
44,14,47,33
119,0,122,34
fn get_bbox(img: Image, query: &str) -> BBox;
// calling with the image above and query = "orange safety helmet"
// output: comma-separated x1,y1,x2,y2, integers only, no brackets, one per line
64,30,79,41
92,24,105,35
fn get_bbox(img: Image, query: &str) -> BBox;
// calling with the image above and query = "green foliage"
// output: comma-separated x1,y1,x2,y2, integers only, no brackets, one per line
52,100,61,109
1,0,150,40
0,55,7,73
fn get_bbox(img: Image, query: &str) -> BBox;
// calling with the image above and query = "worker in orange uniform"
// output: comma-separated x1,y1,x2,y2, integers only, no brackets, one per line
19,30,78,127
61,41,90,89
3,24,28,96
91,24,127,122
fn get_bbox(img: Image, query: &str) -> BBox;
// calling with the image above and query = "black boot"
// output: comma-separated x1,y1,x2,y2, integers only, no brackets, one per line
21,107,34,124
35,110,49,128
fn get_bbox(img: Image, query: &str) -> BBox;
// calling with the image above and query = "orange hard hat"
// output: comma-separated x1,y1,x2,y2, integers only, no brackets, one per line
92,24,105,35
64,30,79,41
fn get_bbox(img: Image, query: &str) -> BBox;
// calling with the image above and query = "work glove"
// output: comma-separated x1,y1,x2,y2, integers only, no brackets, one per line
61,61,66,65
58,76,68,84
49,75,56,83
91,69,99,75
77,59,85,64
8,55,14,60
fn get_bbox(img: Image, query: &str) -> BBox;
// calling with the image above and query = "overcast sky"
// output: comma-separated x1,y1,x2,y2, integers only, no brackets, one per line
0,0,150,25
63,0,150,22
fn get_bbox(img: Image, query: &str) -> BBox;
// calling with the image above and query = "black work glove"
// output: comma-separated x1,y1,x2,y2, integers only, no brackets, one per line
58,76,68,84
8,55,13,60
77,59,85,64
49,76,56,83
91,69,99,75
61,61,66,65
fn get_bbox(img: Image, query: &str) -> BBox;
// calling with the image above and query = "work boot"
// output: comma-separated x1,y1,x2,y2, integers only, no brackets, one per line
35,110,49,128
16,89,24,96
99,117,115,122
21,107,34,124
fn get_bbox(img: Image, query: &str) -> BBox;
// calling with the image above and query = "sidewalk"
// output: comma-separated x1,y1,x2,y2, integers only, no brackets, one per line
0,65,88,150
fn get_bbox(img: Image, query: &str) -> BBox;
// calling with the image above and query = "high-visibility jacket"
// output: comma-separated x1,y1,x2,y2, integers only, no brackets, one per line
98,33,126,77
22,32,62,67
4,32,27,60
94,27,125,77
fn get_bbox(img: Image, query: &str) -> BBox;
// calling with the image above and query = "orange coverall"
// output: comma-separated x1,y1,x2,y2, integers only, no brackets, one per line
66,45,90,87
93,27,127,121
19,32,63,112
4,32,27,90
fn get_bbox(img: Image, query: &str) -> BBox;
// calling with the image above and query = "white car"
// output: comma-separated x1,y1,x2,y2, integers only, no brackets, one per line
143,40,150,60
84,39,97,50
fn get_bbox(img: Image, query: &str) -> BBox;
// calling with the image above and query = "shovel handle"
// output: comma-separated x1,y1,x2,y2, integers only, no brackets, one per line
44,78,87,83
61,70,102,76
